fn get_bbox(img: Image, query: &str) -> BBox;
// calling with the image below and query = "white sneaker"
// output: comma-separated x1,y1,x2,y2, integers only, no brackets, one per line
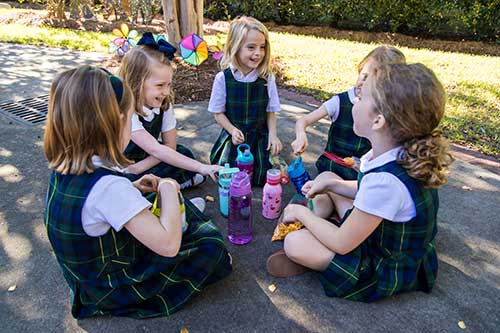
190,197,206,213
180,173,206,189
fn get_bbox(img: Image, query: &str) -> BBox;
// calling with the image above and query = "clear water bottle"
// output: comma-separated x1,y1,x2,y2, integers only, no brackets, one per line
228,171,253,245
236,143,254,180
218,163,240,217
287,156,311,194
262,169,283,220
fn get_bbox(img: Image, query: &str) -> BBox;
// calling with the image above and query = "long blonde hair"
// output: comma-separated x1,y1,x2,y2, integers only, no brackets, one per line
367,63,454,188
220,16,272,78
119,45,174,116
358,45,406,73
44,65,133,175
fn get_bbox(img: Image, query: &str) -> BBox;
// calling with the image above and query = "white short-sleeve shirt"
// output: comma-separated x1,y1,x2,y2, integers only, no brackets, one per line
322,87,356,121
81,156,152,236
207,66,281,113
131,105,177,133
353,147,416,222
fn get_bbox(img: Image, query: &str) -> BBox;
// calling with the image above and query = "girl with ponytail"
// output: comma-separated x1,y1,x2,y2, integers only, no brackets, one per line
267,63,454,303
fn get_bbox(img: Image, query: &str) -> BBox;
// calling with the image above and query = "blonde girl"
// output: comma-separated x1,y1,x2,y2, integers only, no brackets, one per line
44,65,231,318
208,16,282,186
120,32,222,194
292,45,406,180
267,63,454,302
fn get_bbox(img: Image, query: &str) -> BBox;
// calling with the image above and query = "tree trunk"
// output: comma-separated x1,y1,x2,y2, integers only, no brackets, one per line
161,0,203,47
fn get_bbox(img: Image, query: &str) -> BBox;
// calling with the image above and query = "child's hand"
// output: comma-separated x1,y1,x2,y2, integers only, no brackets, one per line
282,204,309,224
231,128,245,145
291,133,308,155
133,174,160,193
301,179,329,199
267,135,283,156
200,164,224,182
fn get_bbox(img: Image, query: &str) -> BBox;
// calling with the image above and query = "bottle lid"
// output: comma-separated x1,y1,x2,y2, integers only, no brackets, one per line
287,156,307,178
266,169,282,185
229,171,252,196
237,143,254,163
218,163,240,186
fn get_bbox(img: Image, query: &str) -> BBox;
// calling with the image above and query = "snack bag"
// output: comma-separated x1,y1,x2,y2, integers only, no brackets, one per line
271,194,313,241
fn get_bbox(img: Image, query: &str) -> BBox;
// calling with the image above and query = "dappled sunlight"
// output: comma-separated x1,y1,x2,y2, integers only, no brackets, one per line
0,164,23,182
32,220,49,245
1,231,33,261
0,147,12,157
16,194,41,213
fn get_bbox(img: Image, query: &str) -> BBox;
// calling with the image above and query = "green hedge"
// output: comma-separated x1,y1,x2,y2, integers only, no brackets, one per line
205,0,500,42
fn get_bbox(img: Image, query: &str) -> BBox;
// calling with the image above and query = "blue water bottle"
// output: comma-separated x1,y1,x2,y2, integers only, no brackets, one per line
236,144,254,180
218,163,240,217
287,156,311,193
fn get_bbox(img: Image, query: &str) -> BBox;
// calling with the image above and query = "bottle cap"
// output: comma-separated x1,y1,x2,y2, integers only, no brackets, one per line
287,156,307,178
237,143,254,163
218,163,240,187
266,169,282,185
229,171,251,196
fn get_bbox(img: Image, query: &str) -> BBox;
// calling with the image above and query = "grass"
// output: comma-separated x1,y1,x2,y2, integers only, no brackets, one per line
0,13,499,157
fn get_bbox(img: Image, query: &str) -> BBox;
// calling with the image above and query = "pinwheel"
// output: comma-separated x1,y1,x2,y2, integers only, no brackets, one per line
108,23,138,56
179,33,208,66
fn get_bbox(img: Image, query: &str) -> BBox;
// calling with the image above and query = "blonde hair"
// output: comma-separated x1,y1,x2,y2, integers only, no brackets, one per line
220,16,272,78
44,65,133,175
358,45,406,73
119,45,174,116
367,63,454,188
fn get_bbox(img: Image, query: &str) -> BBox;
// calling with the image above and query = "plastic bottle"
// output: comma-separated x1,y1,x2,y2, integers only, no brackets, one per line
218,163,240,217
236,143,254,180
228,171,253,245
262,169,283,220
287,156,311,194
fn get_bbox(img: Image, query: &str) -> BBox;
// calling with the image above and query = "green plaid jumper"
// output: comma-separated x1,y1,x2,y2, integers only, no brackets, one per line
320,161,438,302
315,91,371,180
209,68,271,186
124,109,195,183
44,168,232,318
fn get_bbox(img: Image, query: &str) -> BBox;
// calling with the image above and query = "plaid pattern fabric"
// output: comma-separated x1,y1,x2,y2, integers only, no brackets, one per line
125,109,164,162
316,91,371,180
44,168,232,318
210,69,271,186
320,161,438,302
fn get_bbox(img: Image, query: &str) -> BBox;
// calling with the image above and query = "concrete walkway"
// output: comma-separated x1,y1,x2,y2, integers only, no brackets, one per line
0,43,499,332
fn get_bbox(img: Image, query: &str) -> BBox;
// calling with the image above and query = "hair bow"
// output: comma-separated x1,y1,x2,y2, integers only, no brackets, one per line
137,32,177,60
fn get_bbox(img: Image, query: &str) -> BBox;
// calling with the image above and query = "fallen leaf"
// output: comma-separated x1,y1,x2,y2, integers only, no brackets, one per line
458,321,466,329
180,328,189,333
462,186,472,191
205,195,214,202
8,285,16,292
268,284,277,292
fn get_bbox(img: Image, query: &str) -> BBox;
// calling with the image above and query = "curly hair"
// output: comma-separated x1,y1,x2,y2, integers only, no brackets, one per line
367,63,454,188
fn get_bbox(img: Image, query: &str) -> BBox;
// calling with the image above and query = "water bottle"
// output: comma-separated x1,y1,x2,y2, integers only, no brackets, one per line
236,143,254,180
218,163,240,217
228,171,253,245
287,156,311,194
262,169,283,220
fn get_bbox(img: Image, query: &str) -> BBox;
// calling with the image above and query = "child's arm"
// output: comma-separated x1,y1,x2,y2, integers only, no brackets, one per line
292,106,329,155
283,205,383,255
214,112,245,145
266,112,282,156
161,129,177,150
124,179,182,257
126,130,176,175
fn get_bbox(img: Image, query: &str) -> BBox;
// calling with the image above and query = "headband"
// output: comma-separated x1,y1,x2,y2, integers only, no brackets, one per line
100,68,124,104
137,32,177,60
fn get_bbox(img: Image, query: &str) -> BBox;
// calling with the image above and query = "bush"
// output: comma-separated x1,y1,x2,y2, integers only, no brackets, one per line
204,0,500,42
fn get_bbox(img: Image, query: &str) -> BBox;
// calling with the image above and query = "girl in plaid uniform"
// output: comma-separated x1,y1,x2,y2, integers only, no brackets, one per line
267,63,454,302
209,16,282,186
292,46,406,180
44,66,232,318
120,32,222,191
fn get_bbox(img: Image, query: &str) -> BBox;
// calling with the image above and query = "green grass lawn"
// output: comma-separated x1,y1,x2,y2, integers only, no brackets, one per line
0,16,498,157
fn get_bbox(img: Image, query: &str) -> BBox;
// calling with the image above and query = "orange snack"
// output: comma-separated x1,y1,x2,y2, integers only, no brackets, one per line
343,157,355,167
271,221,304,241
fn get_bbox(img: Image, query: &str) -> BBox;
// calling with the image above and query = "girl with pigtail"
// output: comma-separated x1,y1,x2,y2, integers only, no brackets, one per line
267,63,454,302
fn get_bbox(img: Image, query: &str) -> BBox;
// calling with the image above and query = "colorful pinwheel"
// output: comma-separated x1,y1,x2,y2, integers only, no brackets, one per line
108,23,138,56
179,33,208,66
209,40,224,60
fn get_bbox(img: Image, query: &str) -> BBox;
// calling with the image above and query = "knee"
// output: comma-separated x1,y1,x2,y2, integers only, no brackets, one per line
283,231,302,262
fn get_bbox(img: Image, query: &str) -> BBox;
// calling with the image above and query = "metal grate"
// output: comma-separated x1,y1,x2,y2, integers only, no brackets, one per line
0,95,49,126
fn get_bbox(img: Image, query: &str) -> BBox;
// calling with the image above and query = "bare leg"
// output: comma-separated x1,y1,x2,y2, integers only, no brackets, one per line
284,229,335,271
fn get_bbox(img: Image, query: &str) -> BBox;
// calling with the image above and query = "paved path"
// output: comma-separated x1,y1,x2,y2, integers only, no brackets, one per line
0,43,499,332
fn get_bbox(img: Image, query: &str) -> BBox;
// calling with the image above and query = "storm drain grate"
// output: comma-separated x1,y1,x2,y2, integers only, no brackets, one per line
0,95,49,126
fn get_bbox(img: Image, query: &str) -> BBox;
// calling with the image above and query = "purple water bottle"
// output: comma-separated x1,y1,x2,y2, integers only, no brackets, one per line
236,144,254,180
228,171,253,245
287,156,311,194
